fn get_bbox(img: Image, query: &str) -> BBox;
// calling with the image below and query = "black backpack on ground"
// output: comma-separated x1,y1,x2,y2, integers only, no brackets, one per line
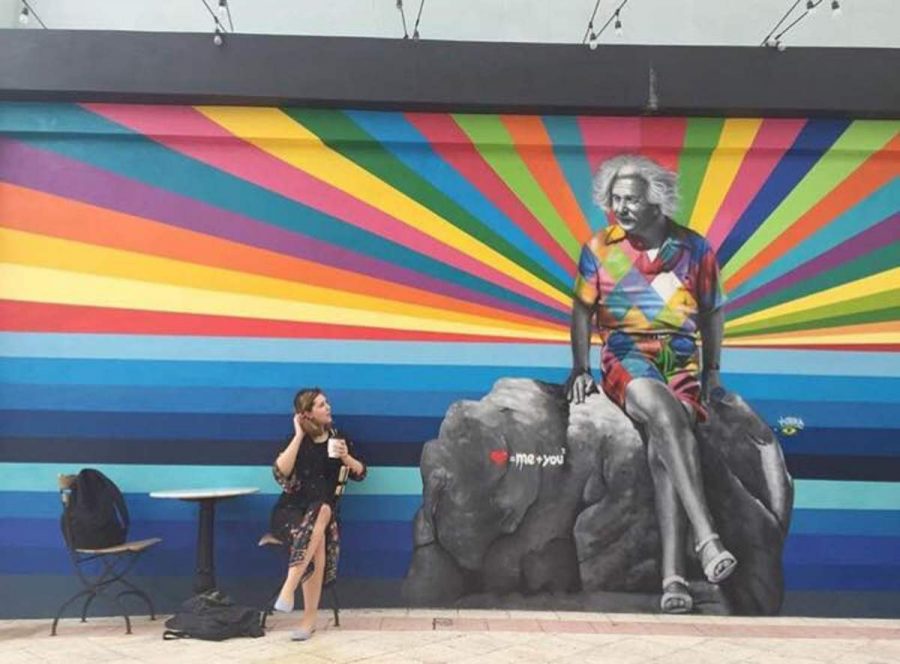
61,468,129,550
163,590,265,641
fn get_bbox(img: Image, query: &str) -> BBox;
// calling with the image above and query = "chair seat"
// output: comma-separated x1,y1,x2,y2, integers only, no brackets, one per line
75,537,163,555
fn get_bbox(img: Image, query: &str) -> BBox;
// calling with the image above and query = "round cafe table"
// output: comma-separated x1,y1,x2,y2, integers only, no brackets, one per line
150,487,259,595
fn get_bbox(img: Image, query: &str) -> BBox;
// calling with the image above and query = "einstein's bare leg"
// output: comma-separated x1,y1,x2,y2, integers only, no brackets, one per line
626,378,736,583
648,442,692,611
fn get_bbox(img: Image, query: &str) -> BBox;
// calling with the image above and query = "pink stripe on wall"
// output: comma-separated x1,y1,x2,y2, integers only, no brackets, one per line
83,104,568,312
407,111,576,276
705,118,806,250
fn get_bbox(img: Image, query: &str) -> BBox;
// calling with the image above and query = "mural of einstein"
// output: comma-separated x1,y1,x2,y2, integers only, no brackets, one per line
566,154,736,614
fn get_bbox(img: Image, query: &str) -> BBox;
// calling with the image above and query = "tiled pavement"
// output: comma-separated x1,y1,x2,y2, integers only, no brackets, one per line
2,609,899,663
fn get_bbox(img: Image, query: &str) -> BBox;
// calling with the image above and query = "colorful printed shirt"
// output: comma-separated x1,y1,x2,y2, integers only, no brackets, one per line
574,220,726,340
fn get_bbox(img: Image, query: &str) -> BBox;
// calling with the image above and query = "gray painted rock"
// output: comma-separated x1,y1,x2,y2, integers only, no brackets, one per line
402,378,793,615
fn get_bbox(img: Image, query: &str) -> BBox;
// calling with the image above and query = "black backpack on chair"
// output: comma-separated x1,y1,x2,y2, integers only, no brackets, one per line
60,468,129,550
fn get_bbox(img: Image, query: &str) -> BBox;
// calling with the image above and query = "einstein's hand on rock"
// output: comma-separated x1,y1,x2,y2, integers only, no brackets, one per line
566,369,596,404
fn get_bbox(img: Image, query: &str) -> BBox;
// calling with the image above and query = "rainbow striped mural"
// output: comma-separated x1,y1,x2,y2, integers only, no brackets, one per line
0,103,898,603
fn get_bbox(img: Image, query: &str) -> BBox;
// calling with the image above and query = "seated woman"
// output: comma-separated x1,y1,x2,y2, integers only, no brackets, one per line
271,387,366,641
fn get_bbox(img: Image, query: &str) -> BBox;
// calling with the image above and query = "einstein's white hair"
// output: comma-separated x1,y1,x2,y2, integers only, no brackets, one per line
592,154,679,219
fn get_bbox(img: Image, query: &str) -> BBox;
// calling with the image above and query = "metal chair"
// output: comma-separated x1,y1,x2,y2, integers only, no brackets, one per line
257,532,340,628
52,473,162,636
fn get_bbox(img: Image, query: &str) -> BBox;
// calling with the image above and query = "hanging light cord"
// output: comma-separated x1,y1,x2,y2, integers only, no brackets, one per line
582,0,602,43
593,0,630,40
199,0,230,32
21,0,48,28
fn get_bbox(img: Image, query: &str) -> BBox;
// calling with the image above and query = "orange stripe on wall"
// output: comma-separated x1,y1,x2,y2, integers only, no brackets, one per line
725,134,900,292
502,116,593,244
0,183,561,331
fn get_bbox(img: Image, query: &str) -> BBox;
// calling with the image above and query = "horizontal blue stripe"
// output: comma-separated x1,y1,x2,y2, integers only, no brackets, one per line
0,384,472,417
0,410,441,443
2,358,895,402
0,335,581,368
790,509,900,536
9,492,899,536
0,518,412,551
793,479,900,510
4,386,898,433
0,544,411,578
780,429,900,456
784,564,900,590
0,463,422,495
0,358,568,391
754,404,899,431
5,435,899,481
784,534,900,565
0,492,422,523
3,336,897,377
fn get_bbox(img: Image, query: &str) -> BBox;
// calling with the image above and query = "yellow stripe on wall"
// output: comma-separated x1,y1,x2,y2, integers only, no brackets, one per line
0,263,570,341
195,106,571,307
688,118,762,235
0,228,565,339
726,268,900,328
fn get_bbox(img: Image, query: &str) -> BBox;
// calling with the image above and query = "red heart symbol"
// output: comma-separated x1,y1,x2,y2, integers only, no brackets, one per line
489,449,508,466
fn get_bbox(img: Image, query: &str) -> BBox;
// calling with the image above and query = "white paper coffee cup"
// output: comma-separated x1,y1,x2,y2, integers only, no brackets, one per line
327,437,341,458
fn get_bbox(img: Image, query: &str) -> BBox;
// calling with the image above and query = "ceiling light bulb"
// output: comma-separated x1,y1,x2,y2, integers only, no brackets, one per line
614,18,623,36
18,6,29,24
806,0,817,13
213,30,223,46
218,0,228,20
831,0,842,16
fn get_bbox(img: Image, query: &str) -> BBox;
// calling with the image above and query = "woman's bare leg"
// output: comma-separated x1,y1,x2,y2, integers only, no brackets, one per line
298,534,326,631
278,504,332,605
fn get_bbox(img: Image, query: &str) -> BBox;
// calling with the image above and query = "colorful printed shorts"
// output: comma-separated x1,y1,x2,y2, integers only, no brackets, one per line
600,330,707,422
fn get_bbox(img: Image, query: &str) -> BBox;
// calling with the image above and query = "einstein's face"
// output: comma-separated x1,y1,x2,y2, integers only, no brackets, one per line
610,176,661,236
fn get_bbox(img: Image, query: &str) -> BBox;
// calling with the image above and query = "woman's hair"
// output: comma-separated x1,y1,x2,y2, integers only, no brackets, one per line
592,154,679,219
293,387,327,437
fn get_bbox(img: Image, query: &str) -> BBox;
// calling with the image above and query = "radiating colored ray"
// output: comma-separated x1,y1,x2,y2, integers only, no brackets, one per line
688,118,763,235
1,114,568,320
185,106,572,307
500,115,592,243
404,112,576,275
0,300,553,343
728,181,899,306
728,267,899,327
705,119,806,251
541,116,606,232
451,113,582,259
281,108,571,296
0,229,567,340
639,117,688,176
723,121,899,281
718,119,853,269
86,103,569,309
727,293,899,340
724,320,899,348
0,182,563,330
725,135,900,292
341,110,571,285
727,217,899,319
577,116,641,174
674,118,725,226
0,262,569,342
